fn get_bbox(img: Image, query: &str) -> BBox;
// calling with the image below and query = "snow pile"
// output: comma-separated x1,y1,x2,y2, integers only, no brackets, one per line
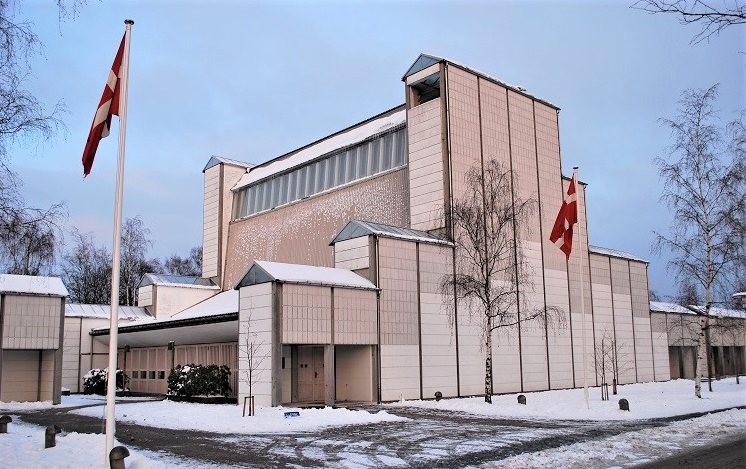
71,400,407,434
0,420,175,469
389,378,746,420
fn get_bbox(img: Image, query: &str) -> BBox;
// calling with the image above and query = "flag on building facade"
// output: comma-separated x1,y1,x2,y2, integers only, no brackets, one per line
550,171,578,258
82,34,126,177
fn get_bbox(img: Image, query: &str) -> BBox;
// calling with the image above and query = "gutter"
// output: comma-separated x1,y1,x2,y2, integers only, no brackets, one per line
90,312,238,336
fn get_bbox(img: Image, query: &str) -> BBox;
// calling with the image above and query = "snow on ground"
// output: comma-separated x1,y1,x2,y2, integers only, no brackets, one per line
71,399,407,434
0,378,744,468
388,378,746,420
475,409,746,469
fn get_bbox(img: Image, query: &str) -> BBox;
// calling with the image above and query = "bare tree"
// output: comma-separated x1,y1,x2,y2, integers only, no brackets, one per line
119,217,153,306
676,281,702,305
61,229,112,304
653,84,746,397
594,329,634,399
632,0,746,44
162,246,202,277
239,306,268,416
0,1,66,161
0,164,65,275
440,159,564,403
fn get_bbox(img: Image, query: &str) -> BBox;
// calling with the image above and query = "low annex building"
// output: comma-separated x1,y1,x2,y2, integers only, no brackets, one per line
0,274,67,404
58,54,745,407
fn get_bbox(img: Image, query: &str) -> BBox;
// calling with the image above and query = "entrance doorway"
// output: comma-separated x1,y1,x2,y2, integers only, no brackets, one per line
297,346,324,402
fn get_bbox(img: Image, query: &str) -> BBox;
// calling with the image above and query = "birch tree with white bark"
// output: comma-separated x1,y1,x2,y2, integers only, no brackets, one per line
654,84,745,398
441,159,564,403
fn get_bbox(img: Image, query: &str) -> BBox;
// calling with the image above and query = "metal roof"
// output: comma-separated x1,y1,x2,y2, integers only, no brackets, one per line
236,260,377,290
65,303,154,321
203,155,254,172
330,220,453,247
0,274,68,297
402,53,560,110
589,245,648,263
138,273,218,289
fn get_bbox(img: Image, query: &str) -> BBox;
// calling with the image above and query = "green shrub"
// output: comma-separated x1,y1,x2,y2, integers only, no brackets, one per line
83,368,128,395
167,364,231,398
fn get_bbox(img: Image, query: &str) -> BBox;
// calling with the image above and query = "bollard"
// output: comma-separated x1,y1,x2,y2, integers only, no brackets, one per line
0,415,11,434
434,391,442,401
517,394,526,405
618,398,629,411
109,445,130,469
44,425,61,448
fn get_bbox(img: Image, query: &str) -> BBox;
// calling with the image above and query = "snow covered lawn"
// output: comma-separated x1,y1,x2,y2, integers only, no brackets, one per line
388,378,746,420
0,378,744,468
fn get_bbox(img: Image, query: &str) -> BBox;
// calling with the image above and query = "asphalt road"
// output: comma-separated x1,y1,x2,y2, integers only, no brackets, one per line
9,402,745,468
633,436,746,469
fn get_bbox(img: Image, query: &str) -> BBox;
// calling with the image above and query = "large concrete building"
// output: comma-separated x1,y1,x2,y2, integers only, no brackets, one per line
56,54,744,407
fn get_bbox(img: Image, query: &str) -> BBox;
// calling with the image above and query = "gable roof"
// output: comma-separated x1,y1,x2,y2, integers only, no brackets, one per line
0,274,68,297
330,220,453,247
203,155,254,172
235,260,377,290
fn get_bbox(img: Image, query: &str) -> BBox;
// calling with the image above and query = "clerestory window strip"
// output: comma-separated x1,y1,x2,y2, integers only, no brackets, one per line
233,127,406,220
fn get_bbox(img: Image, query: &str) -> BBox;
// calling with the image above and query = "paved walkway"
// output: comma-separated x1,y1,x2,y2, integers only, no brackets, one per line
10,401,718,468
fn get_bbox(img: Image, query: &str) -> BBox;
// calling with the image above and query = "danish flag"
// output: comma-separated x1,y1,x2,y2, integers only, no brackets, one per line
550,171,578,259
82,34,125,177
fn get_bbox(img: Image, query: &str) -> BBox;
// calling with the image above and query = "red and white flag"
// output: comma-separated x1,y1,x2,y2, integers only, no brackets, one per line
550,171,578,259
82,34,126,177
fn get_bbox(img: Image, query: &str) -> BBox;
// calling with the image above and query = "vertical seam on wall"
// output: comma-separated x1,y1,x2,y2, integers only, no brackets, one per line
416,243,423,400
648,265,656,381
584,190,598,386
505,88,524,392
443,63,460,397
77,318,83,392
609,257,618,383
627,260,639,382
374,236,382,404
37,349,43,401
218,165,224,288
532,100,551,390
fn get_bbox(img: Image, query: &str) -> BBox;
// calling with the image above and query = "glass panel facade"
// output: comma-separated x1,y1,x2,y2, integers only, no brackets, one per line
233,126,407,219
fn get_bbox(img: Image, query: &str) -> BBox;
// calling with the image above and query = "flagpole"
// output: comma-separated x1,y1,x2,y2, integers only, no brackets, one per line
105,19,134,463
575,166,590,411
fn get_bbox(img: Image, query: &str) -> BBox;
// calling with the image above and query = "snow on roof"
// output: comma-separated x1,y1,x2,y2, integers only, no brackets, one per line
233,107,406,191
240,260,377,290
650,301,746,319
65,304,154,322
403,53,559,110
650,301,692,315
169,290,239,320
203,155,254,172
589,245,648,263
138,273,218,289
0,274,68,297
330,220,453,247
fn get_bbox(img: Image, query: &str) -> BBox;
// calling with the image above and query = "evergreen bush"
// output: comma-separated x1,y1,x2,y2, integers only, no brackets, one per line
83,368,128,395
167,364,231,398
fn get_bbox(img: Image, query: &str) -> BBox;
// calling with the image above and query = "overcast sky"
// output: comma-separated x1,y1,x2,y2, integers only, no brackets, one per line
8,0,745,300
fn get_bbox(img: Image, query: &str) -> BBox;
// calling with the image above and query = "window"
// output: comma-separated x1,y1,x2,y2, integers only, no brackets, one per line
409,72,441,106
233,126,406,219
